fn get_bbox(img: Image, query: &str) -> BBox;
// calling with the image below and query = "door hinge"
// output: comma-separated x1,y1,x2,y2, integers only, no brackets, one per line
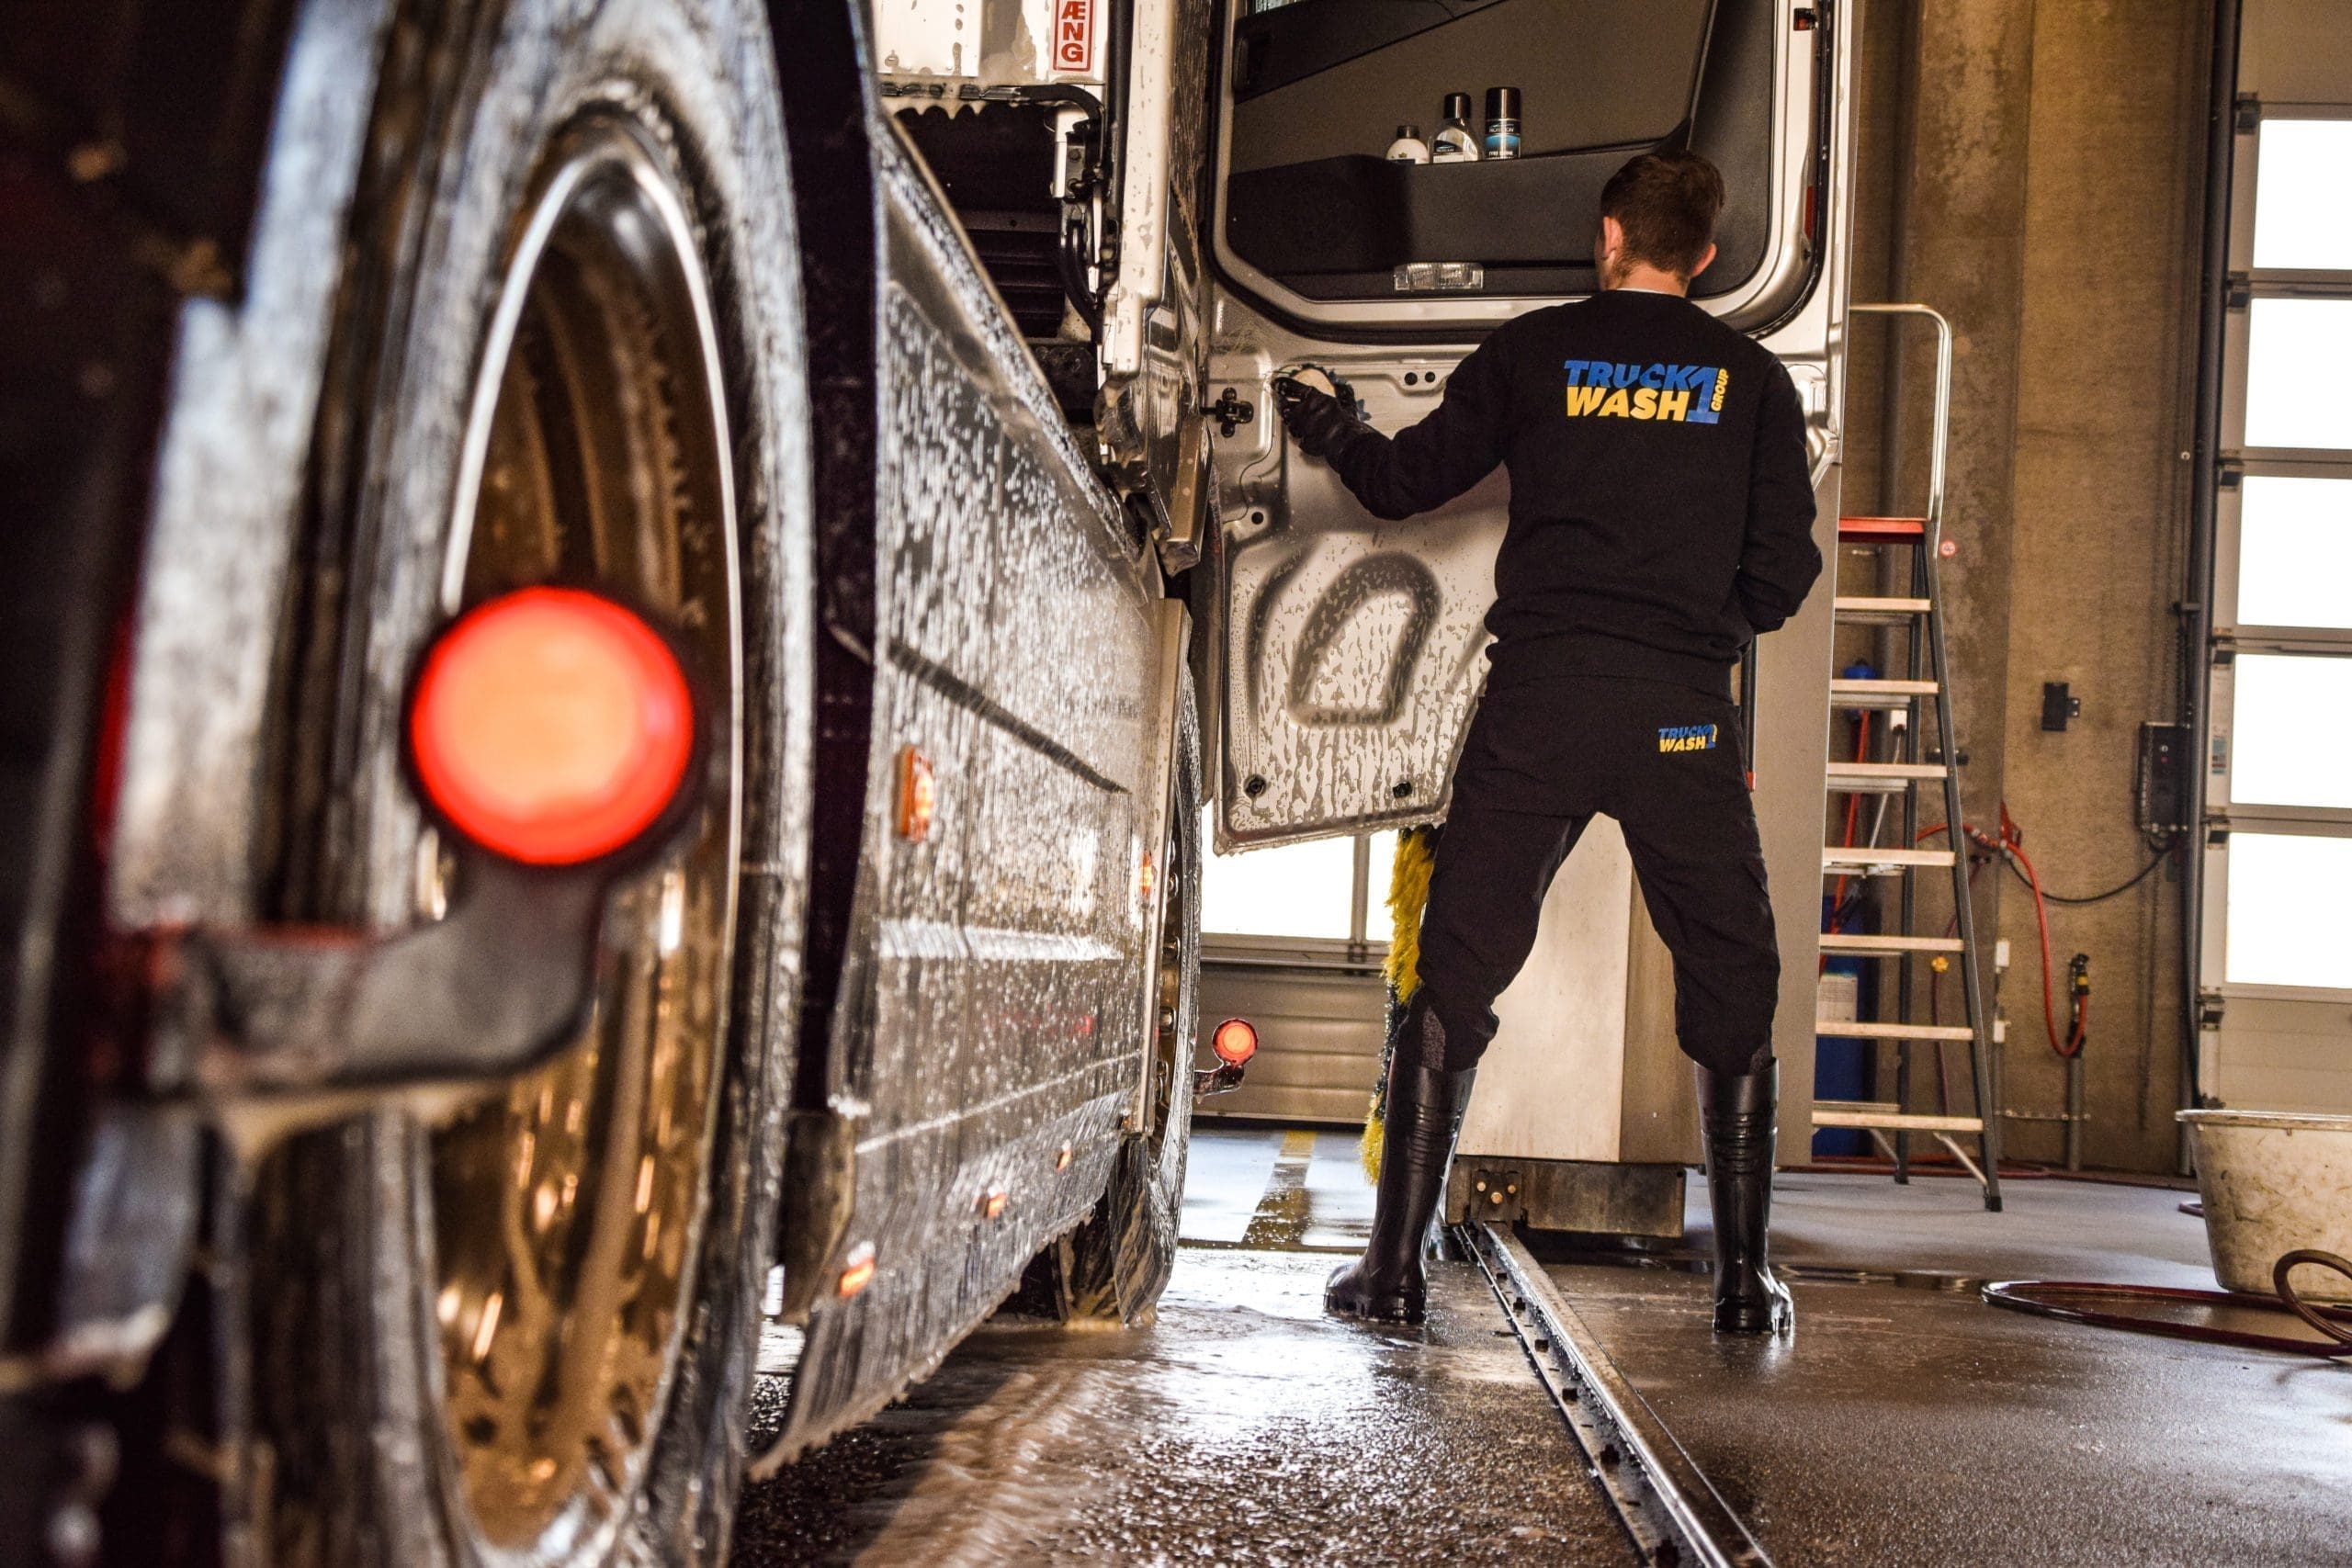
1209,386,1255,438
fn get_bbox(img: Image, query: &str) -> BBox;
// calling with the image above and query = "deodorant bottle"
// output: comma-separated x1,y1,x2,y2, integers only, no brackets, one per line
1385,124,1430,164
1483,87,1521,160
1432,94,1480,162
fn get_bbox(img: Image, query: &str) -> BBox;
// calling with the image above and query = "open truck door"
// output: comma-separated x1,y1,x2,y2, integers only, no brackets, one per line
1198,0,1854,1205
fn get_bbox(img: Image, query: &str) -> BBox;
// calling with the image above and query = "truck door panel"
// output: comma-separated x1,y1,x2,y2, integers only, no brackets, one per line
1206,344,1510,848
1204,0,1834,851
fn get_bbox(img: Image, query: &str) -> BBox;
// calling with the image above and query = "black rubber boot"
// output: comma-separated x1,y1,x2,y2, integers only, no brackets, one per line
1327,1061,1473,1323
1698,1058,1794,1335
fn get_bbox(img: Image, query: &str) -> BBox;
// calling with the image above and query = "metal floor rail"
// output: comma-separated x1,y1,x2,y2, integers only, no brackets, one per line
1462,1223,1771,1568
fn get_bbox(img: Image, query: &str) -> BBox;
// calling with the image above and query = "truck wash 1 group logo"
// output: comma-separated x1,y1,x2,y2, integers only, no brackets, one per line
1563,360,1728,423
1658,723,1721,753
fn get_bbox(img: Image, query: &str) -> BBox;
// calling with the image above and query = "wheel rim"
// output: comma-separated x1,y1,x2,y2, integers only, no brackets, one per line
422,120,742,1554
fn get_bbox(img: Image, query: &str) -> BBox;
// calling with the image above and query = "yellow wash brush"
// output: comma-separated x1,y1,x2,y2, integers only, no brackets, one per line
1362,825,1438,1183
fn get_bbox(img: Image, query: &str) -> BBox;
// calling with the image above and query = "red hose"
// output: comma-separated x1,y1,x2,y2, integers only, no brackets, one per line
1917,809,2086,1060
1999,823,2087,1058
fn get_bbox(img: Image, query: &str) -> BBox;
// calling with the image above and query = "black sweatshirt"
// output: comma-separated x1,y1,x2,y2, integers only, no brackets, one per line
1330,288,1822,697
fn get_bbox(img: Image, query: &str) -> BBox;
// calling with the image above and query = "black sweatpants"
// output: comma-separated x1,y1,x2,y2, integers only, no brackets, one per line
1408,671,1780,1077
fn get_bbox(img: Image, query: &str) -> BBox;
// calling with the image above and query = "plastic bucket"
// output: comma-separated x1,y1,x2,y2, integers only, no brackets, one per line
2178,1109,2352,1302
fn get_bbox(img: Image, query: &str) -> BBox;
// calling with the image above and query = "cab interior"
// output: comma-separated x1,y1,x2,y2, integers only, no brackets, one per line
1220,0,1788,304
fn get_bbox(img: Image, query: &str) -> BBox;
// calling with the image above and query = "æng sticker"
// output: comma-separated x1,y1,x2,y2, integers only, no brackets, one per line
1053,0,1096,73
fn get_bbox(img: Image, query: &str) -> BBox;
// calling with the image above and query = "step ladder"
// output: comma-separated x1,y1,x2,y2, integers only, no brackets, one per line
1815,303,2001,1212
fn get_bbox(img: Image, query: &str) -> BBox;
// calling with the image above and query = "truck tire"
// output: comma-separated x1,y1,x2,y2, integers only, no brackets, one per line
1030,667,1202,1324
234,2,812,1563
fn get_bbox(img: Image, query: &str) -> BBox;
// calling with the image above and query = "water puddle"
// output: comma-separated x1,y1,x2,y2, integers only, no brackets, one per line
732,1247,1623,1564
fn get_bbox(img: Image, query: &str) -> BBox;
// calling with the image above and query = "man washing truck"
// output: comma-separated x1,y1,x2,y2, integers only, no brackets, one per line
1275,150,1823,1336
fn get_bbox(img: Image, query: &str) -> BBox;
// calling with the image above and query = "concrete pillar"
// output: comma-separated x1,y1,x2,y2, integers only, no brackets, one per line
1995,0,2206,1170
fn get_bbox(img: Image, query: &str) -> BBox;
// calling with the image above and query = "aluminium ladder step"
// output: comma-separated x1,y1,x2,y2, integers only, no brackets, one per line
1834,595,1933,620
1818,932,1965,957
1826,761,1951,793
1815,1020,1977,1042
1830,676,1939,708
1811,1100,1985,1134
1823,845,1956,874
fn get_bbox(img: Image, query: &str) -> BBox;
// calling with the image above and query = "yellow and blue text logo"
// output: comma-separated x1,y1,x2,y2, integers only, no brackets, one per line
1564,360,1729,423
1657,723,1720,753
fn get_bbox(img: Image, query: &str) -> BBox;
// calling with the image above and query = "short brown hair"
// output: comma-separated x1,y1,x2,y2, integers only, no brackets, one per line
1599,150,1725,278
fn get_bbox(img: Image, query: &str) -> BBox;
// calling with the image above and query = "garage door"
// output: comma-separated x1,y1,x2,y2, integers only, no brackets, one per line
2200,3,2352,1111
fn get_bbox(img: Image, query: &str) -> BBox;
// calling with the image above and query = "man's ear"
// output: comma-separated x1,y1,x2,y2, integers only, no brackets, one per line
1598,214,1624,262
1690,242,1719,280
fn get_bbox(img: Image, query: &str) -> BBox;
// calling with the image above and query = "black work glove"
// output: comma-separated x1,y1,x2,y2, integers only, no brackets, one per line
1273,375,1371,463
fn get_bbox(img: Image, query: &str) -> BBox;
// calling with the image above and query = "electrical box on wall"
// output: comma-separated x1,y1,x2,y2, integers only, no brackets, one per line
2138,722,2192,836
2041,681,2081,731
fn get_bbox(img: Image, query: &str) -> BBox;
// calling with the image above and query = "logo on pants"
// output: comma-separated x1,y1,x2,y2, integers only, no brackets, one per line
1658,724,1720,753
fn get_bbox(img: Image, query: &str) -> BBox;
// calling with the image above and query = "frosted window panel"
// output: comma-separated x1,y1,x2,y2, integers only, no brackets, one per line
2230,655,2352,808
2236,476,2352,628
1202,816,1355,938
2253,120,2352,270
2224,832,2352,988
2245,299,2352,450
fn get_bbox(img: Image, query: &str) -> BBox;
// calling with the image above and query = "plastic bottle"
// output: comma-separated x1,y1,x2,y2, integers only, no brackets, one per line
1483,87,1521,161
1385,124,1430,164
1432,94,1479,163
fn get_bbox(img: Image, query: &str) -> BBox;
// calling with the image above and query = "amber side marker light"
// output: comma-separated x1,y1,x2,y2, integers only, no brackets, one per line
409,587,693,865
837,1242,877,1300
1211,1017,1259,1068
896,745,936,842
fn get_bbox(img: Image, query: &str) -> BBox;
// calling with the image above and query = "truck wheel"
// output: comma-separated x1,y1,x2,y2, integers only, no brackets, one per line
1031,667,1202,1324
240,2,809,1563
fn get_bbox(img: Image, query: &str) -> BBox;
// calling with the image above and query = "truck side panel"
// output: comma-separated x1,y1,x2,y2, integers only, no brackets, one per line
766,118,1162,1460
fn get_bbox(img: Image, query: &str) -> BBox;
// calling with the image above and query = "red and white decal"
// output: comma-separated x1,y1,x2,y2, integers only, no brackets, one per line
1052,0,1096,74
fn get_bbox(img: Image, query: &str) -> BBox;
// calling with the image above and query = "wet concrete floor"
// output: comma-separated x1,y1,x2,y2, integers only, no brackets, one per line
732,1130,1624,1565
732,1135,2352,1564
1545,1170,2352,1566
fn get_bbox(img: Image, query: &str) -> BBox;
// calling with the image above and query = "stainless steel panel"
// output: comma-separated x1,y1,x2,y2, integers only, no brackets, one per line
1447,1157,1686,1239
1755,467,1839,1154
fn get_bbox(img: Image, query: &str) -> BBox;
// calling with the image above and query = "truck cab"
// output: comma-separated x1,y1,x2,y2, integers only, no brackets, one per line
0,2,1853,1559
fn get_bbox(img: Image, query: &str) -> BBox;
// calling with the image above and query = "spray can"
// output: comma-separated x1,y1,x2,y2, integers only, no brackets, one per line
1432,93,1480,163
1483,86,1521,160
1385,123,1430,164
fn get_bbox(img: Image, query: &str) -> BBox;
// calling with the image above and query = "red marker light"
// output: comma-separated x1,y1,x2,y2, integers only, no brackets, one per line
409,588,693,865
1211,1017,1259,1068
